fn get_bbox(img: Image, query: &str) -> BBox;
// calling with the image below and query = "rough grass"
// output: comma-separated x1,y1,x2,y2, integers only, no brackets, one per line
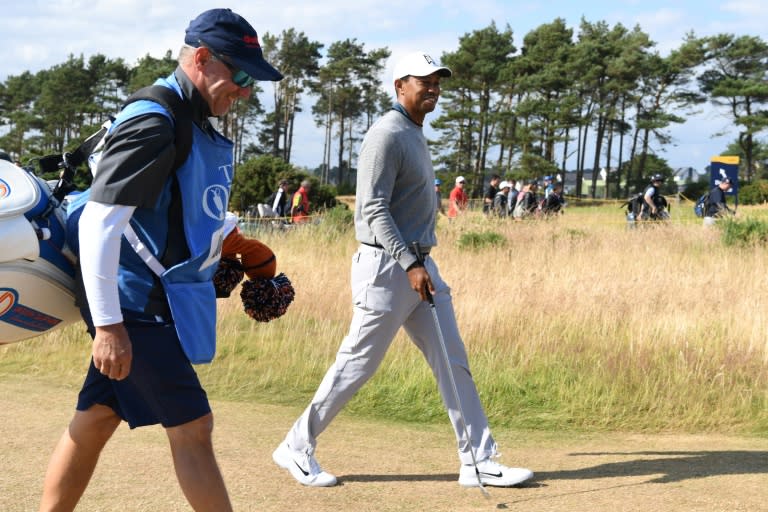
3,199,768,435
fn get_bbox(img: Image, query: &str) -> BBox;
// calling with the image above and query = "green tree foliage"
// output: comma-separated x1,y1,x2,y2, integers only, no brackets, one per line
260,29,323,162
513,18,576,179
310,39,390,187
230,154,296,213
128,50,177,91
738,180,768,205
434,22,516,198
699,34,768,181
625,33,706,196
2,20,766,206
723,139,768,179
36,55,97,154
0,71,41,162
620,153,675,194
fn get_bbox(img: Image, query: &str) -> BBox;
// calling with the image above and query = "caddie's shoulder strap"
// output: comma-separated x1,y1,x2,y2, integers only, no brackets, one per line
49,85,193,201
123,85,193,172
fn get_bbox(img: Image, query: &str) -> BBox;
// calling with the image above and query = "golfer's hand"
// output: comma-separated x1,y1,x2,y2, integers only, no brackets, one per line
93,323,132,380
407,265,435,302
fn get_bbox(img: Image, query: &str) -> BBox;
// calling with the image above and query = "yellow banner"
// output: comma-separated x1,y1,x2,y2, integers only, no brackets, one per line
710,155,740,165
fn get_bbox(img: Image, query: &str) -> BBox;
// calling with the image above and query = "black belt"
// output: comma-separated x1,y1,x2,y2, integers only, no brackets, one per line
361,242,429,255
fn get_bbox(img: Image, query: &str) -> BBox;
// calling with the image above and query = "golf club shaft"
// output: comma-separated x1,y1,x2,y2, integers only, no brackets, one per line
411,242,489,497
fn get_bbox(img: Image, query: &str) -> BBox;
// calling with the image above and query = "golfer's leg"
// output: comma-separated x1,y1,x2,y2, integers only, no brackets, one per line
286,248,411,453
403,261,496,465
286,304,404,452
39,405,121,512
166,413,232,512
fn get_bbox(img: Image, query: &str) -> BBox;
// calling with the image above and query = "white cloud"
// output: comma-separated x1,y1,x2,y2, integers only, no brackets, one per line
720,1,768,16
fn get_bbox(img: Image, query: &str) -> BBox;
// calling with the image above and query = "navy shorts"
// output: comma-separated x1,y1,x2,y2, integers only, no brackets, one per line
77,311,211,429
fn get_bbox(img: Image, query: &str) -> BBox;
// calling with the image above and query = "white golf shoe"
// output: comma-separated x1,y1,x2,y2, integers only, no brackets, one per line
272,441,338,487
458,457,533,487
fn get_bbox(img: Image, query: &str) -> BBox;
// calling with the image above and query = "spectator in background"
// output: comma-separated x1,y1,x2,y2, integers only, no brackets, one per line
507,179,519,216
447,175,468,219
268,179,292,217
543,175,554,198
703,177,735,226
541,181,565,216
291,179,312,223
512,180,539,220
639,174,668,221
493,181,511,217
434,178,446,215
483,174,501,214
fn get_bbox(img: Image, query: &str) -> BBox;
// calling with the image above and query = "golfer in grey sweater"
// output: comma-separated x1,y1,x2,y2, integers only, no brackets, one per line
273,51,533,489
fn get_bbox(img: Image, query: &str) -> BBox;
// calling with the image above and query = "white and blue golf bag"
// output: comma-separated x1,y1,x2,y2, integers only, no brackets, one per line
0,86,191,345
0,159,81,343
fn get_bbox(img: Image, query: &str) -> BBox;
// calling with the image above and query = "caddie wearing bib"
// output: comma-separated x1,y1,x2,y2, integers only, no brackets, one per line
273,51,533,490
39,9,282,512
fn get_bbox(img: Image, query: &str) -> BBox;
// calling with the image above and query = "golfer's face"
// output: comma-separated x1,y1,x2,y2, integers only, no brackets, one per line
400,73,442,116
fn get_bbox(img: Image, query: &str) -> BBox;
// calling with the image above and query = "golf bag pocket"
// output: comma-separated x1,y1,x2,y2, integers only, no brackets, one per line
161,277,217,364
0,161,79,344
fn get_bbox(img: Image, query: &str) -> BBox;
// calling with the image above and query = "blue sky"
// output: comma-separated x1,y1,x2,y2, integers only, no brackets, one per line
2,0,766,172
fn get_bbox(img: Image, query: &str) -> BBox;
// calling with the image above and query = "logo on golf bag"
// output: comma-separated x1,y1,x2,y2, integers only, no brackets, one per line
0,287,63,332
0,178,10,199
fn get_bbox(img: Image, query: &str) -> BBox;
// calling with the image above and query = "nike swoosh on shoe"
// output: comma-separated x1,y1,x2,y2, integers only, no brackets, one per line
293,461,310,476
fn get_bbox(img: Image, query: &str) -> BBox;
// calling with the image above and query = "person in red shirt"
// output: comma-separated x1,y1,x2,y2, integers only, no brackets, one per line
447,175,468,218
291,179,311,223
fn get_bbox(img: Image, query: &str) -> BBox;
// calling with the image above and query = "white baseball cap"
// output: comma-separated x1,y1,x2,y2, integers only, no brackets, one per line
393,51,452,83
455,176,466,184
499,181,511,190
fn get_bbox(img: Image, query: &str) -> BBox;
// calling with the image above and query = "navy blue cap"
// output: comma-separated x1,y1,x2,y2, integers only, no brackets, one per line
185,9,283,82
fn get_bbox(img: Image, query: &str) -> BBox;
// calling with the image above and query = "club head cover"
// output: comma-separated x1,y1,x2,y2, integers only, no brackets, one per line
213,258,245,298
240,272,295,322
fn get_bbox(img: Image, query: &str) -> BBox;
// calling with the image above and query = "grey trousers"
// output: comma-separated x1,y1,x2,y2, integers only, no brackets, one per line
284,244,497,465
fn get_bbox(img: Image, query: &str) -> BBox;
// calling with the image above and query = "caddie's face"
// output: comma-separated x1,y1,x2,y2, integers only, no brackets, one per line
397,72,442,118
199,47,253,116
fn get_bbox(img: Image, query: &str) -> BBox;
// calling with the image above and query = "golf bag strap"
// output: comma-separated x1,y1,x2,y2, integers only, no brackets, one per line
123,223,166,277
51,85,193,202
124,85,193,173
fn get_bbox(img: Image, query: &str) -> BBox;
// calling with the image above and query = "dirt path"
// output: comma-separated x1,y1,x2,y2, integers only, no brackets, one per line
2,374,767,512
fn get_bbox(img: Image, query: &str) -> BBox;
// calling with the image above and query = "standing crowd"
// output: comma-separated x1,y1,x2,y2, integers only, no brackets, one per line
439,173,566,220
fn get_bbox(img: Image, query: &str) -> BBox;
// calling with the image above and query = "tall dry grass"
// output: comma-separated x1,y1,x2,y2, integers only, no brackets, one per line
3,203,768,434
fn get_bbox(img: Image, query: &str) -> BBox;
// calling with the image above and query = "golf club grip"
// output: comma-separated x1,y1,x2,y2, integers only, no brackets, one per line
425,288,435,306
410,241,435,305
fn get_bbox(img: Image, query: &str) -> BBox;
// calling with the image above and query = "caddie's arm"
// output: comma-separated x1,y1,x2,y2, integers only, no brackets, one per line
79,201,136,380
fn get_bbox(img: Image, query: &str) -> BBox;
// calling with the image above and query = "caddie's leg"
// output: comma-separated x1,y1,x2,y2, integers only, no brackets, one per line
403,257,497,465
39,405,121,512
285,245,413,453
166,413,232,512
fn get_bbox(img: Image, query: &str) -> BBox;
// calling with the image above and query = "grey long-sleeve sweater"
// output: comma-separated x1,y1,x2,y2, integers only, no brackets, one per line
354,108,438,271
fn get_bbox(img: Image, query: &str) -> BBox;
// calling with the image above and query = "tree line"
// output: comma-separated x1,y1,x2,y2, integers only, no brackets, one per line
1,18,766,202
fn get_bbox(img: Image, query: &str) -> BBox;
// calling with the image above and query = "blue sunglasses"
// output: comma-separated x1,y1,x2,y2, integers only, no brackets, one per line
200,41,256,89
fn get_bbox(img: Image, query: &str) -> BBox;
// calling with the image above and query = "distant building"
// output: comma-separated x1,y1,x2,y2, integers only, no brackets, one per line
672,166,707,191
